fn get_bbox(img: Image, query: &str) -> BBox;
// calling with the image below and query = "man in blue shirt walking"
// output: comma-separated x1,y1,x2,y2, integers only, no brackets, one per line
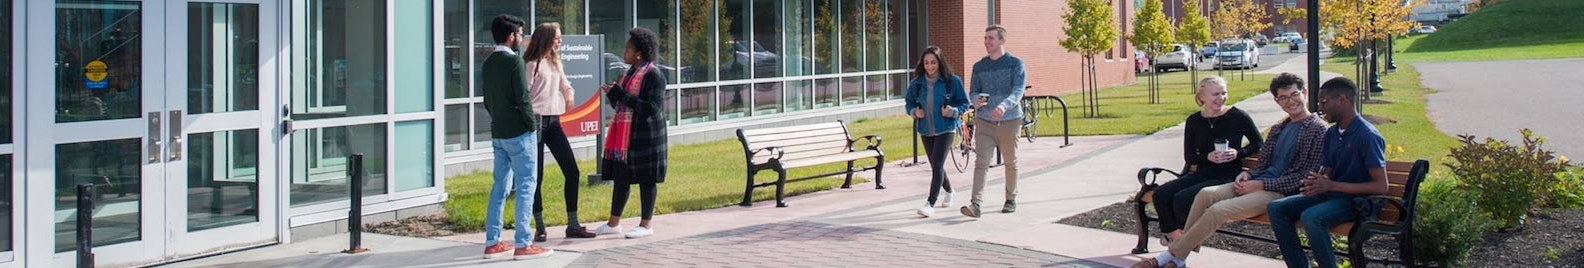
962,25,1027,218
1266,77,1388,268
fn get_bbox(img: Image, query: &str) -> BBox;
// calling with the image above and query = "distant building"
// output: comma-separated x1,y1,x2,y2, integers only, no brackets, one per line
1413,0,1473,23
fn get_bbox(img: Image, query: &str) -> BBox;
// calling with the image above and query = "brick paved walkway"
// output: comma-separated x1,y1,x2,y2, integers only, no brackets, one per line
566,221,1109,268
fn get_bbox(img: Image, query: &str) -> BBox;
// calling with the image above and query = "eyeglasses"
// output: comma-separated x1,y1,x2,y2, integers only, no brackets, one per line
1274,91,1304,103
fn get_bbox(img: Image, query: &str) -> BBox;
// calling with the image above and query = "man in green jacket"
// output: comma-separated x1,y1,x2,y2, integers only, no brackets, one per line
479,14,553,260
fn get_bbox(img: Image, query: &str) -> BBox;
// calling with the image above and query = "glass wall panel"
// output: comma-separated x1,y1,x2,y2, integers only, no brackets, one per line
720,0,749,81
395,0,435,113
841,75,862,104
536,0,585,34
752,0,783,78
679,0,717,83
590,0,632,83
679,86,715,124
840,0,861,72
472,104,492,149
0,156,9,252
864,0,888,71
814,78,837,108
814,0,836,74
891,0,908,71
186,129,260,231
394,120,435,191
444,104,468,152
444,0,469,99
785,0,813,78
2,0,12,144
890,72,907,100
188,3,260,115
752,82,783,115
56,1,142,123
865,74,886,102
719,84,748,119
290,123,388,208
785,79,812,112
292,0,388,120
55,139,141,252
664,88,678,126
639,0,678,83
474,0,530,96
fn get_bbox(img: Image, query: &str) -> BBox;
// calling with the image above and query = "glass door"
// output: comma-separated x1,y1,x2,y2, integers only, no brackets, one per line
162,0,278,257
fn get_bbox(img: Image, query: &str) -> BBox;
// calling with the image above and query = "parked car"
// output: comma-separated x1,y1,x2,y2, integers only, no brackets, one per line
722,40,780,78
1153,44,1194,72
1274,32,1302,43
1290,38,1304,52
1134,50,1150,74
1215,39,1261,70
1412,25,1437,34
1200,41,1220,60
1254,34,1269,46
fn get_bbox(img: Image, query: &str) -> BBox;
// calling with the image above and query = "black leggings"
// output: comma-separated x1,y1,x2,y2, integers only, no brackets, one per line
921,133,955,204
611,181,658,220
533,115,581,221
1151,172,1232,233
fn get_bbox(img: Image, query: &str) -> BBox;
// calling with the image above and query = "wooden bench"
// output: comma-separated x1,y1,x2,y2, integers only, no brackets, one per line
736,121,884,207
1131,158,1430,266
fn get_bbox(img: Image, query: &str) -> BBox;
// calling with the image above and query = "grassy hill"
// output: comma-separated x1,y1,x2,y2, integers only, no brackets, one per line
1395,0,1584,62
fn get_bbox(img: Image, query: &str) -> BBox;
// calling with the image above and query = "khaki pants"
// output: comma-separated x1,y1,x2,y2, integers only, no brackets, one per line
1168,183,1285,259
971,119,1020,204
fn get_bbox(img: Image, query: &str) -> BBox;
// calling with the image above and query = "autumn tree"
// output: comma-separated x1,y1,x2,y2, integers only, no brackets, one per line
1060,0,1118,118
1178,0,1212,94
1131,0,1175,104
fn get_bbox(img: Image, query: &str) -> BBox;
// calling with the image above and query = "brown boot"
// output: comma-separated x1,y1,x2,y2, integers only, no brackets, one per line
1131,258,1161,268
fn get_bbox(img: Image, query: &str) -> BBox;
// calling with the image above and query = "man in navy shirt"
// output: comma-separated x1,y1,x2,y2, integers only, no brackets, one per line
1265,77,1388,268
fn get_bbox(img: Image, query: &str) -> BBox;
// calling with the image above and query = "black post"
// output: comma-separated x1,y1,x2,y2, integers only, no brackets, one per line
1370,39,1384,95
1306,0,1322,112
902,120,922,167
1387,34,1398,72
76,183,95,268
343,154,369,254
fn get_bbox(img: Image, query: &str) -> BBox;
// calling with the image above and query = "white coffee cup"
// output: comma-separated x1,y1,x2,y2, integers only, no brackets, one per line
1214,138,1230,152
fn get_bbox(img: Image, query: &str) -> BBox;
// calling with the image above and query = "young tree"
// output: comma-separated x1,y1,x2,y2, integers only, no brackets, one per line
1131,0,1176,104
1178,0,1212,94
1060,0,1118,118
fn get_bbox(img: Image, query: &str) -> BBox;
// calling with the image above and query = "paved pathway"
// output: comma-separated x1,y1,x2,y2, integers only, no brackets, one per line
1417,58,1584,158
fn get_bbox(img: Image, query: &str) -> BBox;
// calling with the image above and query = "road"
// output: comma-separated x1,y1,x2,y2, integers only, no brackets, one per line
1417,58,1584,159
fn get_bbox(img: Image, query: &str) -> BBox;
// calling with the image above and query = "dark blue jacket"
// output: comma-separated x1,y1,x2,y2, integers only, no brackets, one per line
905,74,969,136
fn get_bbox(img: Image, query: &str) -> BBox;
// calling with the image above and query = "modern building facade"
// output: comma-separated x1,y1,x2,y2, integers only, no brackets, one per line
2,0,1134,266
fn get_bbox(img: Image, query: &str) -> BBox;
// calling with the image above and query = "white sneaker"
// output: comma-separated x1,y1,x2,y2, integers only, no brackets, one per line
916,203,935,218
938,191,955,208
625,226,654,239
593,223,622,236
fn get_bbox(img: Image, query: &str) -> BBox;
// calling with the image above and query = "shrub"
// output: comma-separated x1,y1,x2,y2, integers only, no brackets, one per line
1547,166,1584,209
1444,129,1569,229
1412,178,1490,268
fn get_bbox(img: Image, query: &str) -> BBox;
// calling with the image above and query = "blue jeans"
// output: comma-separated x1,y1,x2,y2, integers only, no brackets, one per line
1267,194,1360,268
485,131,539,248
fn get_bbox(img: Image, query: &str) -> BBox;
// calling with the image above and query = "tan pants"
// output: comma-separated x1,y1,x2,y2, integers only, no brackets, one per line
1168,183,1285,259
971,119,1020,204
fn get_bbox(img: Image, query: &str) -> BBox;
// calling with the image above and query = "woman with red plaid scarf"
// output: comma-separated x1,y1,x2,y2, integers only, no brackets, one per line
591,27,669,239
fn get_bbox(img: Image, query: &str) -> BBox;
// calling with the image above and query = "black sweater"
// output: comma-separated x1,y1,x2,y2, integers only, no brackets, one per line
1183,107,1264,178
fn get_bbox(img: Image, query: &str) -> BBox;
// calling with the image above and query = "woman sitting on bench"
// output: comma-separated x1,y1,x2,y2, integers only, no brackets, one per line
1150,76,1263,246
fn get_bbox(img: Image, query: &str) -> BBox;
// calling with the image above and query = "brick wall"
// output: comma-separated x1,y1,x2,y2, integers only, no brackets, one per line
930,0,1137,97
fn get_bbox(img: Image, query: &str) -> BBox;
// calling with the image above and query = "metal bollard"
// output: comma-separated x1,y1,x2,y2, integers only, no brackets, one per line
343,154,369,254
77,183,95,268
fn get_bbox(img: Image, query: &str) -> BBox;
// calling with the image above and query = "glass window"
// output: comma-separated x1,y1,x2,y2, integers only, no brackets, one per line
394,120,435,192
864,0,888,71
891,0,908,71
292,0,388,120
396,0,434,113
187,129,260,232
472,104,492,149
475,0,530,97
785,79,812,112
907,0,924,71
55,138,142,252
841,0,862,72
590,0,632,83
785,0,813,78
290,123,388,208
890,72,907,100
188,3,260,115
753,0,783,78
865,74,887,102
536,0,585,34
719,84,748,119
814,0,837,74
720,0,749,81
679,0,717,83
814,78,837,108
664,88,678,126
841,75,862,104
679,86,715,124
752,82,783,115
444,104,468,152
0,156,9,252
444,0,469,99
56,0,143,123
639,0,678,83
2,0,11,144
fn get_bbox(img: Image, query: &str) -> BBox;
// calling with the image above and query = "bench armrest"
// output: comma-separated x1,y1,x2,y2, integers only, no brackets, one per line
750,147,785,163
1360,195,1407,226
1136,167,1183,186
851,135,883,151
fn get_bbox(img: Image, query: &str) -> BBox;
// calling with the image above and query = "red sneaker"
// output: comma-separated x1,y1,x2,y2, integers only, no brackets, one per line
513,245,555,260
483,242,512,259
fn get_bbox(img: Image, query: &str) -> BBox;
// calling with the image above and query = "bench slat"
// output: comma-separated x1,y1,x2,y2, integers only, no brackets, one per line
1246,214,1355,235
748,134,850,150
744,128,850,145
742,122,847,137
781,151,883,169
753,141,851,163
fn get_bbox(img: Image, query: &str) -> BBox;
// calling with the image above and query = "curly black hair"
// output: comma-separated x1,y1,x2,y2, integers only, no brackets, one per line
626,27,660,62
1268,72,1306,95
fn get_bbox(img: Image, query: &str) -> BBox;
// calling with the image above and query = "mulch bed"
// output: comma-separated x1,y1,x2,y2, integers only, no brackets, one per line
364,214,477,238
1060,201,1584,267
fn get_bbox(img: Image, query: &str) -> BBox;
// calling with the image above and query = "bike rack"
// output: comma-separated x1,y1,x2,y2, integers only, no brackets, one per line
1022,95,1072,148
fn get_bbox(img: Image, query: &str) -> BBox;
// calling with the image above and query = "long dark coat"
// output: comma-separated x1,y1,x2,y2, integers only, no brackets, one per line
602,68,668,184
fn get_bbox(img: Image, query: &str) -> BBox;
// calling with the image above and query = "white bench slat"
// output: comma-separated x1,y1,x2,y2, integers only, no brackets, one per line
747,133,850,150
754,144,851,164
743,128,850,145
781,151,883,169
741,122,847,137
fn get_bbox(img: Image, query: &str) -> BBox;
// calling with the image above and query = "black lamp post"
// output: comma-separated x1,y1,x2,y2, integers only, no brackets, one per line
1306,0,1321,112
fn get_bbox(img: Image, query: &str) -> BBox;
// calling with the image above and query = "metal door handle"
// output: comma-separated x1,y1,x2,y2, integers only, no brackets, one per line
148,112,162,163
169,110,183,161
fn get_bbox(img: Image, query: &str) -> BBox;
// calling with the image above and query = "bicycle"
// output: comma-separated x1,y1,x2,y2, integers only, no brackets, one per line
950,110,975,173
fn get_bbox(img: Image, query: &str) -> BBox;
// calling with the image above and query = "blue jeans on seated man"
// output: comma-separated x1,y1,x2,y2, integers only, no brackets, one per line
1267,194,1361,268
485,131,539,248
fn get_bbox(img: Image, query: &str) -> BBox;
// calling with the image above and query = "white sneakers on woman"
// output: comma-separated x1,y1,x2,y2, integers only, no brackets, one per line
625,226,654,238
917,203,935,218
938,191,955,208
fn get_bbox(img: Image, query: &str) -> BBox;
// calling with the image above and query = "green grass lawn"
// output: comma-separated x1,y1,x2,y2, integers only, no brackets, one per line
1029,70,1275,136
1392,0,1584,62
1322,58,1459,173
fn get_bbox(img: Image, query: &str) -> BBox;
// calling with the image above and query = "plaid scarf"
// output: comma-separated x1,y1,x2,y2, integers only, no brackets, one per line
603,62,654,161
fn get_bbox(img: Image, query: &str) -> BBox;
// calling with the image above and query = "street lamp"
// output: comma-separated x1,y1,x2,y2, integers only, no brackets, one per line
1369,17,1385,95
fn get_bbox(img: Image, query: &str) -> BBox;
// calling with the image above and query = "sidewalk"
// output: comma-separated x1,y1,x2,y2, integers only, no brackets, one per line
177,58,1342,268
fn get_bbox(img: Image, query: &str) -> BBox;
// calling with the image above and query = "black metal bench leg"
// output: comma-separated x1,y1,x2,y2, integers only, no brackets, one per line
1133,200,1152,254
741,169,756,207
873,156,885,189
1349,229,1372,267
775,169,788,207
841,161,855,189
